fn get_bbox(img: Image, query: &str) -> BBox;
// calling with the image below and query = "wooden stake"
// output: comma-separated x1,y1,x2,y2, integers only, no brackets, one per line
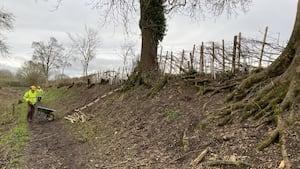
222,39,225,72
190,44,195,71
158,45,163,72
259,26,268,68
162,51,168,75
238,32,242,71
169,51,173,74
200,42,204,74
211,42,215,79
232,35,237,73
12,103,15,115
180,49,185,74
159,45,163,64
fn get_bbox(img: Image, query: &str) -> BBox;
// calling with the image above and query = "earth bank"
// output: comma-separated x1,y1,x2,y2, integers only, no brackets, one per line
8,76,300,168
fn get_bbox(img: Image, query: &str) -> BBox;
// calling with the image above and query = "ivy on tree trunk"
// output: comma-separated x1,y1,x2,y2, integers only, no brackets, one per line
138,0,166,74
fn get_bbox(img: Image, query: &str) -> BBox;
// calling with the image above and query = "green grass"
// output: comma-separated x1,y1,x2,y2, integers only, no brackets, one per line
182,137,189,152
125,147,137,159
0,97,29,168
166,108,181,122
0,86,75,168
42,86,69,104
41,86,73,118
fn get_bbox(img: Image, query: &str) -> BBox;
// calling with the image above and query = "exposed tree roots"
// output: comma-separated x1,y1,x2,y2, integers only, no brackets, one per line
255,116,291,168
256,128,279,151
278,116,291,169
217,50,300,168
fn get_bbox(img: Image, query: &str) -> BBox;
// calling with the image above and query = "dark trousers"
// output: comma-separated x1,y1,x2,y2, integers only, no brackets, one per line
27,103,35,120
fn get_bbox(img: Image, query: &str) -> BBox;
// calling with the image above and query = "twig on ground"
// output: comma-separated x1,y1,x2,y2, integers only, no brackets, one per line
190,147,210,167
202,160,252,168
29,133,58,143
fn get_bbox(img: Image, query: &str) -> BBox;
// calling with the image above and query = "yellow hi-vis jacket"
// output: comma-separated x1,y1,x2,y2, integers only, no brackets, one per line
23,90,37,105
36,88,44,98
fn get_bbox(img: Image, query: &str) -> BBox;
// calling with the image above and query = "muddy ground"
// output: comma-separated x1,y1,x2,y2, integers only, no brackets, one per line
4,77,300,169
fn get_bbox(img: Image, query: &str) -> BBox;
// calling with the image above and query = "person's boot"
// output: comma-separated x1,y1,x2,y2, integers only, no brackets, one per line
27,115,32,122
27,110,33,122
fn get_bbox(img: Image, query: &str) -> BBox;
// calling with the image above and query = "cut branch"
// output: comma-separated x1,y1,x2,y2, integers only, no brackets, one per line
190,147,209,167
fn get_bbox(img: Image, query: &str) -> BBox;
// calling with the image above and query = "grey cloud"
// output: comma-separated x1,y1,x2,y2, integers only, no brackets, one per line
63,57,123,77
0,63,18,73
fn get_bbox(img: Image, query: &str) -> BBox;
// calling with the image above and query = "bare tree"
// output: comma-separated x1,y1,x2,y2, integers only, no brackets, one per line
32,37,64,83
120,41,136,77
0,69,14,86
60,46,75,76
68,26,100,76
16,61,46,86
0,9,14,57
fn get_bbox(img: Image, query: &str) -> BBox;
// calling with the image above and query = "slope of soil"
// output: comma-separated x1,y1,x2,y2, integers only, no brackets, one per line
20,77,300,168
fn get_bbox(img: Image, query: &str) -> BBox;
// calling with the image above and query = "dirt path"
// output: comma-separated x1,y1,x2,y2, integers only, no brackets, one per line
24,111,90,169
23,85,121,169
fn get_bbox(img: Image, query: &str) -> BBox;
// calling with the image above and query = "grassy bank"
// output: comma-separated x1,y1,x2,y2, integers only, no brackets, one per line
0,86,70,168
0,89,28,168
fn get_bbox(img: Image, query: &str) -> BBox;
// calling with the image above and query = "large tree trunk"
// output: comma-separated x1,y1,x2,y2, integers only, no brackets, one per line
139,28,159,73
223,1,300,168
235,0,300,100
138,0,160,74
262,0,300,79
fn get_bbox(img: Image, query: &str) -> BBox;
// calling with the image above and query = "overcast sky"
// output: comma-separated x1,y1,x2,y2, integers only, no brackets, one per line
0,0,297,77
